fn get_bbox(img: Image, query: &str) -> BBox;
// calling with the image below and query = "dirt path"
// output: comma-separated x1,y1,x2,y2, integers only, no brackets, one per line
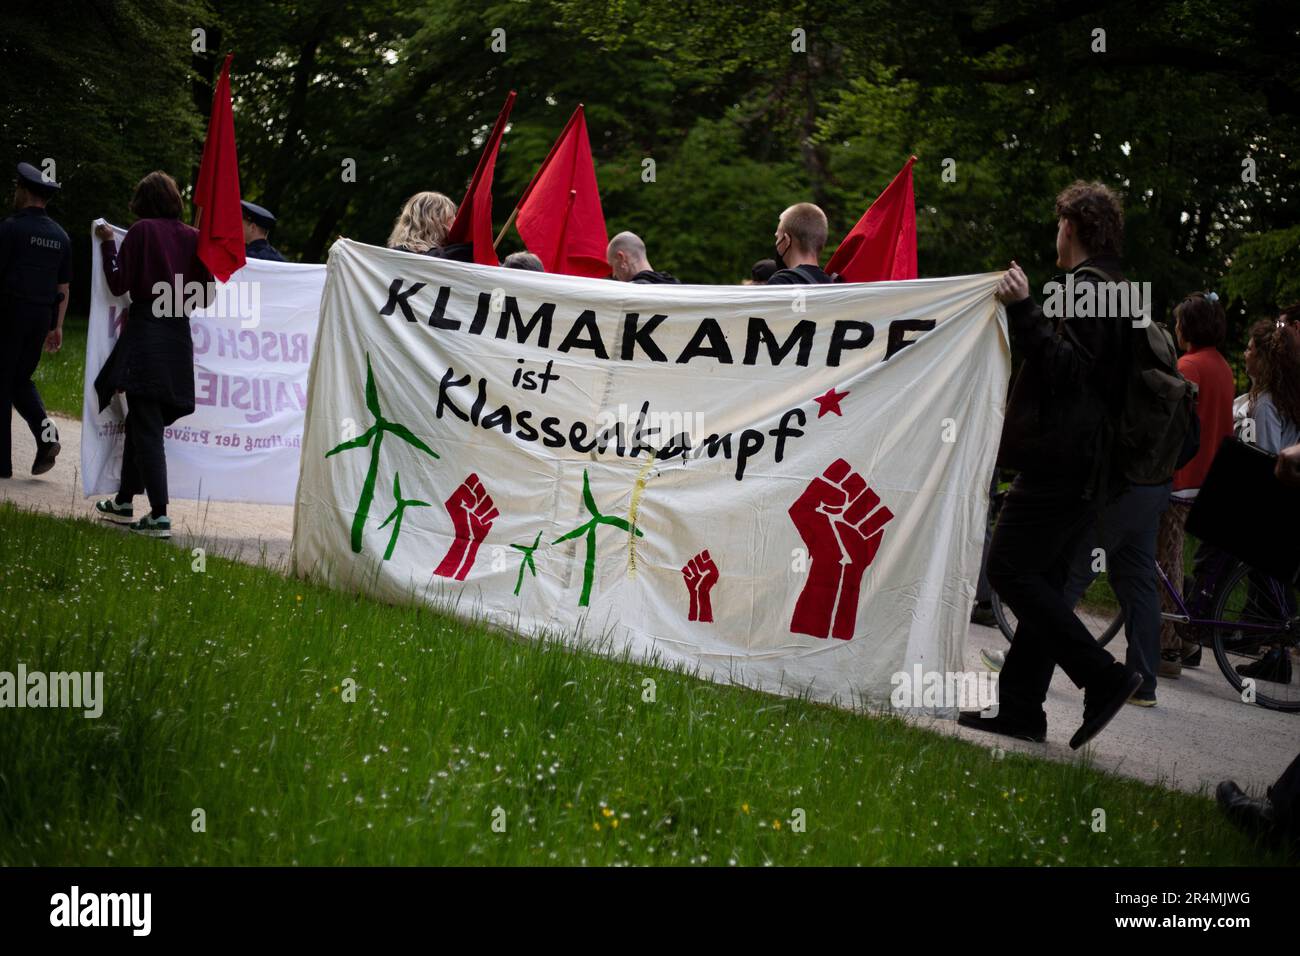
5,411,1297,800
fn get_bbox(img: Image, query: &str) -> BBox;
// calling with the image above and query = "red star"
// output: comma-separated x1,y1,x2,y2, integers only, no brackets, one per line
813,387,849,418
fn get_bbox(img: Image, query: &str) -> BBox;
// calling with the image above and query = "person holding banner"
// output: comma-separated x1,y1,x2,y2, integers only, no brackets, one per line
91,171,213,538
960,181,1142,749
606,231,679,284
0,162,70,479
766,204,833,285
387,191,472,261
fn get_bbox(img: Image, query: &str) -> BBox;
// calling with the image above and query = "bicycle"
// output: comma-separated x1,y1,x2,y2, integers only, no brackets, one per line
986,494,1300,712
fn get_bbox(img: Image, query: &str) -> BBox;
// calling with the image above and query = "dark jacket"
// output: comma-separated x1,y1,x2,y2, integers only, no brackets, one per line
391,242,477,263
630,269,680,284
0,206,71,329
997,256,1130,491
94,219,212,426
245,238,286,262
766,264,833,285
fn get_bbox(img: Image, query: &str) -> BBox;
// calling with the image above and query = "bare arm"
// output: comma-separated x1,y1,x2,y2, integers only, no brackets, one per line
45,282,69,352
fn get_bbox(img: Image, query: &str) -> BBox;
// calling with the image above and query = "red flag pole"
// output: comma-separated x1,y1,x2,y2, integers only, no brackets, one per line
492,207,518,250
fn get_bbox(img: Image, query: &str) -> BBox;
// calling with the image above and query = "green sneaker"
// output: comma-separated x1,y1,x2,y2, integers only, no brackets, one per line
128,514,171,538
95,498,134,523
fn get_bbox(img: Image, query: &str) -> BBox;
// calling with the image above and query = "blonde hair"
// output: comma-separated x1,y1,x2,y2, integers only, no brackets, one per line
387,191,457,253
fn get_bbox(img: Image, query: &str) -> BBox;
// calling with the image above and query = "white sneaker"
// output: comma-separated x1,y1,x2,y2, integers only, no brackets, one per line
980,647,1006,672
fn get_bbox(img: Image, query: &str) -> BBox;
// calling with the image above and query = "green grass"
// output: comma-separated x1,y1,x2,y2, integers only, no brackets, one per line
31,313,88,418
0,504,1286,866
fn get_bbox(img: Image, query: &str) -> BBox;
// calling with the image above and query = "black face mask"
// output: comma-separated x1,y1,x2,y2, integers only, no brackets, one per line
773,235,790,270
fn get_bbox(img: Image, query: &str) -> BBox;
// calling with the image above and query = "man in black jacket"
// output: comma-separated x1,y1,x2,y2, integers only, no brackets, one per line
240,201,287,262
1,163,69,478
960,180,1142,749
607,231,680,284
766,203,833,285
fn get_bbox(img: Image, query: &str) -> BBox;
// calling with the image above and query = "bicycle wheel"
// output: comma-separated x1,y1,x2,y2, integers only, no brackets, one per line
1209,561,1300,712
991,590,1124,648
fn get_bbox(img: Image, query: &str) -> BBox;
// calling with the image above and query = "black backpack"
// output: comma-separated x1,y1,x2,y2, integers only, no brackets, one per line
1074,266,1200,484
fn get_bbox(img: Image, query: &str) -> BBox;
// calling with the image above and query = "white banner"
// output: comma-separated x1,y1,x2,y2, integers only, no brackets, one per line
82,221,325,504
293,240,1009,708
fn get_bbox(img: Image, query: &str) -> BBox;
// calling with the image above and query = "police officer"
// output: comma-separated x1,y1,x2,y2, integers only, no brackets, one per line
241,200,287,261
0,162,70,478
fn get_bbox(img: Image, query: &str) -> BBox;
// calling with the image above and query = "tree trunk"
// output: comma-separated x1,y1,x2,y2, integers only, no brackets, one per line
302,188,352,264
261,35,321,214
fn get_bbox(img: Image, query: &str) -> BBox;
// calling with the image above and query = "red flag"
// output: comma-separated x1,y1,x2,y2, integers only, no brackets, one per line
515,105,609,277
445,91,516,265
826,155,917,283
193,53,245,282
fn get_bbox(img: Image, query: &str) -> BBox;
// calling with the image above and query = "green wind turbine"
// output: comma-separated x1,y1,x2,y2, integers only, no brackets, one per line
511,531,543,596
553,469,643,606
326,353,439,554
377,472,431,561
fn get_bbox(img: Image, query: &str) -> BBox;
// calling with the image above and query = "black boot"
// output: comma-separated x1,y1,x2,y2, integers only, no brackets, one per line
957,708,1046,743
32,438,60,476
1236,647,1293,684
1070,663,1142,750
1216,780,1280,844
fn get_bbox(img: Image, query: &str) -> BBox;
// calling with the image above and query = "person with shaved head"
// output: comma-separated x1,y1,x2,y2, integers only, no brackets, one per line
607,231,679,284
767,202,832,284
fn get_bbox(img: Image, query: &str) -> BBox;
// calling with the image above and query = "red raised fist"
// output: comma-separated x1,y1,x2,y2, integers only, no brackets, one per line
682,549,719,623
788,459,894,640
433,474,498,581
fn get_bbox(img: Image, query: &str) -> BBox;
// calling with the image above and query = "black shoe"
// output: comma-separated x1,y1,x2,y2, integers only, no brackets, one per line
957,709,1046,743
970,602,998,628
1181,641,1202,667
1236,647,1293,684
1216,780,1279,844
32,439,60,476
1070,664,1142,750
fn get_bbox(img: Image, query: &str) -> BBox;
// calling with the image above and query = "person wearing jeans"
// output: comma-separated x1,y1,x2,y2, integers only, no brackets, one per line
1060,482,1171,705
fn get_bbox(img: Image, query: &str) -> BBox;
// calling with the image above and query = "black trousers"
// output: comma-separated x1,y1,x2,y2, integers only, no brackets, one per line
0,314,53,475
987,472,1119,716
117,394,169,517
1269,751,1300,834
974,472,999,605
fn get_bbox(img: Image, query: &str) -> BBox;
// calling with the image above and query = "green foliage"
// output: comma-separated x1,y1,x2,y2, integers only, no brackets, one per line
9,0,1300,326
0,1,205,308
1223,226,1300,314
31,314,88,418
